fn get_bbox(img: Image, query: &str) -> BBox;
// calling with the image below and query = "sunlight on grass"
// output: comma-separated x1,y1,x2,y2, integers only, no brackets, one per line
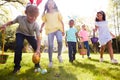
0,52,120,80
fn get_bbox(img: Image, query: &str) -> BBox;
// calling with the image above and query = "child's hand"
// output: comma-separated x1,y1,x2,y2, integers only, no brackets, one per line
62,32,65,36
0,25,6,31
40,28,42,33
35,49,41,57
93,29,96,32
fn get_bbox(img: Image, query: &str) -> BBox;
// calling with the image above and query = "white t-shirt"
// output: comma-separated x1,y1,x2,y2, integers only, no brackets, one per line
95,21,112,46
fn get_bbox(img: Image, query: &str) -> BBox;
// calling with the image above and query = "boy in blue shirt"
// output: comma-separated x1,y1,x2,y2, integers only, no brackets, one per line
65,19,78,62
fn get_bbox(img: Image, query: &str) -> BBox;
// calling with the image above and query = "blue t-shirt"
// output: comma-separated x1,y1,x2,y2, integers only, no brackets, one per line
66,27,77,42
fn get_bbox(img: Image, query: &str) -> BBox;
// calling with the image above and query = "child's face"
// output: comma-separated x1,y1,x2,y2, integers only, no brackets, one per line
82,25,86,30
96,13,103,21
69,21,74,27
26,13,39,23
47,0,55,10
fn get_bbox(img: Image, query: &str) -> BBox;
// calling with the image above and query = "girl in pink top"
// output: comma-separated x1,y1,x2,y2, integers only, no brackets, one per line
78,24,91,59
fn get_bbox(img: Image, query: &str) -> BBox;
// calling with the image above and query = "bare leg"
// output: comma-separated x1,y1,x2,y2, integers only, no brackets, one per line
100,45,106,58
107,40,113,60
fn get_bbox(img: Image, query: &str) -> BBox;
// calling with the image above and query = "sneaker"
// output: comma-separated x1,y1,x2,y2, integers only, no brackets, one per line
88,56,91,59
82,55,84,58
48,62,53,68
99,58,104,62
34,68,41,73
57,56,63,63
69,60,73,63
111,59,118,64
12,69,20,74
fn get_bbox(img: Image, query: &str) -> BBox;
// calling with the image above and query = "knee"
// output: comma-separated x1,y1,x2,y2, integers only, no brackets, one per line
48,44,53,48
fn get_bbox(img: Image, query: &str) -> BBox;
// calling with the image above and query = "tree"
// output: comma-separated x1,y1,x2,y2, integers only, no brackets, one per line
0,0,27,51
0,0,27,6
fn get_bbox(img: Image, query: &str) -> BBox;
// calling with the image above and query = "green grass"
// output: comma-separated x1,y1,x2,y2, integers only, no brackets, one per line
0,52,120,80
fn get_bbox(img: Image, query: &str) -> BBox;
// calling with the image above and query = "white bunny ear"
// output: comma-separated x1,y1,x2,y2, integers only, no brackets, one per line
26,2,31,7
36,0,42,6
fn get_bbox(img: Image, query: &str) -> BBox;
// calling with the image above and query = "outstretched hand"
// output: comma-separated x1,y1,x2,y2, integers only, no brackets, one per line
62,32,65,36
0,25,6,32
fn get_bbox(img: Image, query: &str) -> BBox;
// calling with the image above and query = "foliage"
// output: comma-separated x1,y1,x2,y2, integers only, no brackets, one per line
0,0,26,52
108,0,120,35
112,36,120,53
0,0,28,6
0,53,120,80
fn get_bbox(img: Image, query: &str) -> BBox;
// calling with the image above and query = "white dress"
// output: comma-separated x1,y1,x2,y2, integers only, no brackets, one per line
95,21,112,46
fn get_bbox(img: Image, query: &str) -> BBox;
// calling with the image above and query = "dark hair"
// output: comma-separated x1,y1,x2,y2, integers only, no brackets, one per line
25,5,39,15
69,19,74,23
95,11,106,21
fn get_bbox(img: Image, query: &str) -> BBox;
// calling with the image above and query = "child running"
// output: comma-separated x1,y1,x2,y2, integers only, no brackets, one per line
93,10,118,64
0,4,41,73
40,0,64,67
65,19,78,63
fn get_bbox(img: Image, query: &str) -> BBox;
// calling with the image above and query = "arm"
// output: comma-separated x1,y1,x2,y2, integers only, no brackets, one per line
40,22,45,33
110,32,116,39
61,20,65,36
75,31,79,38
93,25,98,32
0,21,13,31
65,32,68,47
35,35,41,55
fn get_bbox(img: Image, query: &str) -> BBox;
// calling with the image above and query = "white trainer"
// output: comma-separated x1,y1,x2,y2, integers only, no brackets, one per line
48,62,53,68
57,56,63,63
34,68,41,72
111,59,118,64
99,58,104,62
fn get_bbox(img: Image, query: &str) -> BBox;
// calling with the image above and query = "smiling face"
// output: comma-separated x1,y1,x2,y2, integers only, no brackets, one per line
96,11,106,21
96,13,103,21
27,13,39,23
25,5,39,23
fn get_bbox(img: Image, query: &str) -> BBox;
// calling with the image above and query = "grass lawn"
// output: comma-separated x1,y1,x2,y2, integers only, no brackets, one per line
0,52,120,80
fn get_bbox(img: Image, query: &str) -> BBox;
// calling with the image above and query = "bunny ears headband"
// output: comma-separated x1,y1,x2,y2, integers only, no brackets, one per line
29,0,42,6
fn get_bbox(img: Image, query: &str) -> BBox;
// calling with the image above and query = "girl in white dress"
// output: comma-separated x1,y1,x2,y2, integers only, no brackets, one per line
93,11,118,64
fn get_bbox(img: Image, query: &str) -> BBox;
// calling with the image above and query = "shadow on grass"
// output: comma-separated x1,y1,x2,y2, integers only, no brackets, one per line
89,58,110,63
0,66,77,80
71,60,120,80
89,58,120,66
58,66,77,80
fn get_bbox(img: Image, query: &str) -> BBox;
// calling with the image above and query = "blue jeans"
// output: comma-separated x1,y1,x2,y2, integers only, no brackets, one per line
48,30,62,62
83,41,90,57
14,33,40,70
67,42,76,61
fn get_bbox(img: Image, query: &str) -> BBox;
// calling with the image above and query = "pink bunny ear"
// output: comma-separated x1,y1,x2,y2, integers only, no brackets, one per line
36,0,42,6
29,0,34,4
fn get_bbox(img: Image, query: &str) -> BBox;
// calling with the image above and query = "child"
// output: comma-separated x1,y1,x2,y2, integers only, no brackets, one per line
78,24,91,59
65,19,78,62
0,5,41,73
40,0,64,67
93,11,118,64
